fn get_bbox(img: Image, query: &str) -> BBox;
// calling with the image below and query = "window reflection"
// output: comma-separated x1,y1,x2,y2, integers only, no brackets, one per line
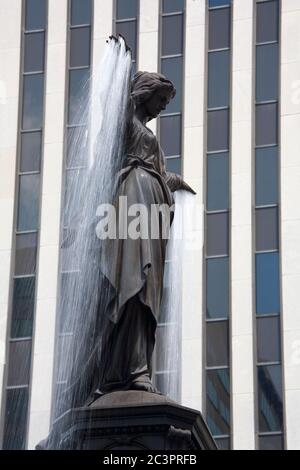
206,369,230,436
206,258,229,319
256,252,280,315
258,365,283,432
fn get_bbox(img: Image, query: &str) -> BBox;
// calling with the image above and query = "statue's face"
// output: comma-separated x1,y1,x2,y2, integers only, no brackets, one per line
144,89,171,121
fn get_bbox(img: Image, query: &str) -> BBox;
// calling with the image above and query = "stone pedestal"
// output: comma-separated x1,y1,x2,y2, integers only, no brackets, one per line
38,391,217,450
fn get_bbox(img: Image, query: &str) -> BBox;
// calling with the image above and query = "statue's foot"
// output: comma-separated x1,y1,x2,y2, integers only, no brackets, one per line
130,375,161,394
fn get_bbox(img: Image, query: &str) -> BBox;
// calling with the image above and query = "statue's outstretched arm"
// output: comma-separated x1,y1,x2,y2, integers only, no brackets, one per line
165,171,196,195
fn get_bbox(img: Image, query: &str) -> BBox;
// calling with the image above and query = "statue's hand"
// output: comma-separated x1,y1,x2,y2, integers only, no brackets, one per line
165,172,196,195
108,34,131,54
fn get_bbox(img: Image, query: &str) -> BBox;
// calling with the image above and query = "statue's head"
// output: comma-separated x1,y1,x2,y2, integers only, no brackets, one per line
131,71,176,121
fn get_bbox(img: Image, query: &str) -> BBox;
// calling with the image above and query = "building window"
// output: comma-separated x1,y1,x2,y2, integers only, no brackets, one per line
254,0,284,449
159,0,184,175
2,0,48,450
114,0,139,74
205,0,232,449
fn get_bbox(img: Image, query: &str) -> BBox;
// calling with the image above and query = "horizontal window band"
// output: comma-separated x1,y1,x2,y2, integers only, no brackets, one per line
161,12,184,18
6,385,29,390
8,337,32,343
161,53,183,60
23,70,45,76
255,143,279,150
208,47,230,53
255,99,278,106
206,318,229,324
207,149,230,155
159,112,181,118
255,204,279,210
256,312,280,319
208,5,231,11
18,170,40,177
255,249,279,255
70,23,92,29
214,435,231,439
115,18,137,23
165,155,181,160
68,65,90,72
24,29,46,34
258,432,283,437
207,106,230,112
257,361,281,367
205,365,230,371
154,370,177,375
205,209,229,215
15,229,38,235
20,128,43,134
13,274,36,280
205,254,229,260
256,40,279,47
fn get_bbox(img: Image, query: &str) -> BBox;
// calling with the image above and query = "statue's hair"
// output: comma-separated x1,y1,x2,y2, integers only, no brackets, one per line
131,71,176,106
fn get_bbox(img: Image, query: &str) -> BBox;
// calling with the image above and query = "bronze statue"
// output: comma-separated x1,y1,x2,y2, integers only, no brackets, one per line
83,67,195,400
58,40,195,412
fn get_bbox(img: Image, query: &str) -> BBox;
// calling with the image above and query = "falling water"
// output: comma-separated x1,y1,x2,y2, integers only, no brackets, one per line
50,37,132,444
157,191,199,402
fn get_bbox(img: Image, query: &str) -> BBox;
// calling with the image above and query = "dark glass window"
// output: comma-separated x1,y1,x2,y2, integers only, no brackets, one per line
257,0,279,44
256,44,279,102
257,316,281,364
22,74,44,130
256,207,278,252
68,69,90,125
207,109,229,152
206,321,229,367
11,277,35,339
258,365,283,432
116,0,138,19
20,131,42,173
70,27,91,68
206,369,230,436
259,434,284,450
206,212,229,256
17,174,40,232
7,340,32,386
215,438,230,450
161,57,183,114
25,0,47,31
163,0,184,13
162,15,183,56
3,388,29,450
24,32,45,73
256,252,280,314
71,0,92,25
160,115,181,157
207,153,229,211
256,147,278,206
209,0,231,6
208,50,230,108
207,257,229,319
209,8,231,50
15,233,37,276
166,158,181,174
256,103,278,147
116,21,137,60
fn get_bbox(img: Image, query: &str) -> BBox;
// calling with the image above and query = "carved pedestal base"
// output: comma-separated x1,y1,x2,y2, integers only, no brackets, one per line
37,391,217,450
